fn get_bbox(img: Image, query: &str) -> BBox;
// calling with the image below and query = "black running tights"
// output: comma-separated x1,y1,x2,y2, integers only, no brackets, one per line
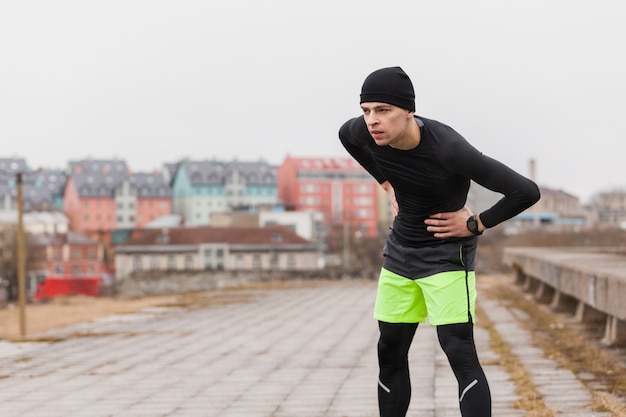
377,321,491,417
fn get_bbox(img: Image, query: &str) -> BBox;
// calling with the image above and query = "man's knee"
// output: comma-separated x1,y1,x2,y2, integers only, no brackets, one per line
437,322,479,368
378,322,418,367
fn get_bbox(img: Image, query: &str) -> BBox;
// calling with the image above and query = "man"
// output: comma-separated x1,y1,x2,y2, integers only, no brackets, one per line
338,66,540,417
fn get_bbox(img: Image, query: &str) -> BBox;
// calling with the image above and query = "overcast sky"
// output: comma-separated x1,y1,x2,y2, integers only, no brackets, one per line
1,0,625,203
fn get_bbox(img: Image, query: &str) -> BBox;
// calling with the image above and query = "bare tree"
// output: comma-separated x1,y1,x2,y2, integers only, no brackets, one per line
0,225,39,301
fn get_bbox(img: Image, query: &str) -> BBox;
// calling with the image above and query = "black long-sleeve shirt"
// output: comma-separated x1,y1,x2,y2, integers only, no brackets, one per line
339,115,540,247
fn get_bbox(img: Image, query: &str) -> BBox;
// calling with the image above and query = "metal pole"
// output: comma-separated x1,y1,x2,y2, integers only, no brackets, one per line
16,172,27,338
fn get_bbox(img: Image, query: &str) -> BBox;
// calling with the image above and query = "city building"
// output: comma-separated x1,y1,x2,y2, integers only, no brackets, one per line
63,159,171,233
259,209,325,244
122,172,172,229
507,186,587,232
29,232,107,277
170,158,278,226
24,168,67,211
0,157,28,176
591,189,626,229
0,211,69,235
1,158,66,213
277,156,379,237
114,225,319,279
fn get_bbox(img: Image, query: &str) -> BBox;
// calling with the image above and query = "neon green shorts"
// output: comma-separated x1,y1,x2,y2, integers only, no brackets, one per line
374,267,476,326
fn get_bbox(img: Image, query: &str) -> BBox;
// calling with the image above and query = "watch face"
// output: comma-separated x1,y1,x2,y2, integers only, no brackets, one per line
467,216,479,233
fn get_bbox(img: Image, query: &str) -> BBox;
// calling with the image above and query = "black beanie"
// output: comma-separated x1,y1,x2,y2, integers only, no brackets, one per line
360,66,415,112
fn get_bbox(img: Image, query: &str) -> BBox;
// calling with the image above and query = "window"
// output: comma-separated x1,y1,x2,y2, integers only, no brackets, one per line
133,256,142,271
354,197,373,205
252,255,261,270
300,196,319,205
167,256,176,270
71,248,82,259
216,249,224,270
287,255,296,270
234,255,244,269
300,184,319,193
355,209,372,218
204,249,213,270
269,252,278,269
150,256,159,270
184,255,194,269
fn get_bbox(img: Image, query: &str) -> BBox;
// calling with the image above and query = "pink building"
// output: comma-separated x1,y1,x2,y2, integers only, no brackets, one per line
63,159,171,233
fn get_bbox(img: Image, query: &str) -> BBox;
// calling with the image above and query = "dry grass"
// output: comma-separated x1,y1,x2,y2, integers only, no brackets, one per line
481,273,626,416
0,293,180,341
476,303,555,417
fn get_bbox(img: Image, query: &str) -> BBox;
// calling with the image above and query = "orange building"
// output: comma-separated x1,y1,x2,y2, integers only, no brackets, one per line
278,156,380,237
63,159,171,233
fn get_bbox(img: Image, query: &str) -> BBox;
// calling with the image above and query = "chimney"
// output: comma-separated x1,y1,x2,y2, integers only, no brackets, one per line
529,159,537,182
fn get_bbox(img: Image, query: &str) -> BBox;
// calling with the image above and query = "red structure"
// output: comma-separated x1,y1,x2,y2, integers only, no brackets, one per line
34,276,101,301
29,232,109,300
278,156,380,237
30,232,108,277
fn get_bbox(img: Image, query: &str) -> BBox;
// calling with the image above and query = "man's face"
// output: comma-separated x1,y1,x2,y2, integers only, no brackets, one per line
360,102,413,147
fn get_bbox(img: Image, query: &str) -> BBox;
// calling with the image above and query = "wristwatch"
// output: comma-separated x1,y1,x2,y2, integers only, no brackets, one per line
466,215,483,236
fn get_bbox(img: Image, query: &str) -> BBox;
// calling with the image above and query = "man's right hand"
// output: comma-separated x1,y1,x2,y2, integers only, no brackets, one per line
381,181,398,218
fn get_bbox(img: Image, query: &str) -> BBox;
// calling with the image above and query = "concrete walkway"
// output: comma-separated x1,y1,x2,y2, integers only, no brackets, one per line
0,279,613,417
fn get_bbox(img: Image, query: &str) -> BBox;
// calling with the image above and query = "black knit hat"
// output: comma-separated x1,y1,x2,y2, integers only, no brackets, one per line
360,66,415,112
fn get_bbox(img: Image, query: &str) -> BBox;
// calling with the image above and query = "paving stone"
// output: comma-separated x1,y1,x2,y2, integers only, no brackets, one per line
0,279,613,416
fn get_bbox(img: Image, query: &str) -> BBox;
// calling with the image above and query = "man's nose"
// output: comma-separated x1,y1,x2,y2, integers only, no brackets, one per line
365,113,378,125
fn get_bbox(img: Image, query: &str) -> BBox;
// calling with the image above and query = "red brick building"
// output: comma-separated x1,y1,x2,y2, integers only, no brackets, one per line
30,232,108,276
278,156,380,237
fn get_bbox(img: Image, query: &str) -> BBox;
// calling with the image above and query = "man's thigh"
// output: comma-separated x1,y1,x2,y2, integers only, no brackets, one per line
374,268,427,323
417,270,476,326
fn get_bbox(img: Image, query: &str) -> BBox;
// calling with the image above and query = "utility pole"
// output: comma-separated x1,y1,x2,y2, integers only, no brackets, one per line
343,217,350,272
16,172,27,338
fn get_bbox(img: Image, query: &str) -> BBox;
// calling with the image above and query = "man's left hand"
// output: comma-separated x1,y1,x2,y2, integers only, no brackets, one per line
425,206,480,238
